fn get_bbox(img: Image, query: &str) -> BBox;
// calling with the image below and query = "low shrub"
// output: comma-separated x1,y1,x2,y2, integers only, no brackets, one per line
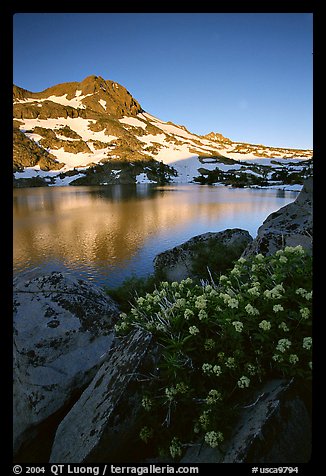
106,274,161,313
115,246,312,459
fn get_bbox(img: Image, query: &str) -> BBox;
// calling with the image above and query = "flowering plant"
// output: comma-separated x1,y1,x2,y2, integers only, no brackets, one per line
115,246,312,459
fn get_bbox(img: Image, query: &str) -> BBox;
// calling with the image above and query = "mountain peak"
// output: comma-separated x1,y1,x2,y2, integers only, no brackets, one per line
203,131,231,143
79,75,108,93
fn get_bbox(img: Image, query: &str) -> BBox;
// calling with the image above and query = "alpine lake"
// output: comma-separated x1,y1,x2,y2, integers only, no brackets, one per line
13,183,299,289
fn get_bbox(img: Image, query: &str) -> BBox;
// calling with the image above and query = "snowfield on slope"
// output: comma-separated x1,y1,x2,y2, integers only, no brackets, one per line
14,89,312,186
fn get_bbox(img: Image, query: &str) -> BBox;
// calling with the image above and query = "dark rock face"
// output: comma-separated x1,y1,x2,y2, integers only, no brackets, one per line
50,329,156,463
181,379,311,463
153,228,253,281
13,271,119,455
242,177,313,257
222,379,311,463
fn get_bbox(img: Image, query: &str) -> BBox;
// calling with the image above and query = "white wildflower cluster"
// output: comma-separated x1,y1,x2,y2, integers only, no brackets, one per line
204,430,224,448
198,309,208,321
263,283,285,300
202,363,222,376
114,319,129,333
206,389,222,405
272,354,284,363
302,337,312,350
245,303,260,316
296,288,312,300
247,285,260,297
226,296,239,309
189,325,199,336
165,382,189,401
141,396,153,411
299,307,310,320
232,320,244,332
284,245,305,255
273,304,284,313
225,357,236,369
195,295,207,310
237,376,250,388
276,338,292,353
152,295,162,305
246,364,257,376
181,277,193,285
184,309,194,320
169,437,182,459
279,255,288,264
219,292,238,309
230,266,241,277
174,298,187,309
259,320,272,331
198,410,211,430
278,321,290,332
289,354,299,365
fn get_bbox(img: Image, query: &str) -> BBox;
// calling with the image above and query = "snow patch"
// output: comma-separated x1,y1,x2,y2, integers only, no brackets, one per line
19,117,118,145
49,146,110,169
25,133,44,143
50,173,85,186
119,116,147,129
136,173,155,183
99,99,107,110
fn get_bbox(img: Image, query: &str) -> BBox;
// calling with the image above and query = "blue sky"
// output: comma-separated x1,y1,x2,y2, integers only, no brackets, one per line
13,13,313,149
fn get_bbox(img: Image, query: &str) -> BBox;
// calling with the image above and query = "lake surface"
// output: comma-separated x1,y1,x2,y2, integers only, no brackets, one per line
13,184,299,288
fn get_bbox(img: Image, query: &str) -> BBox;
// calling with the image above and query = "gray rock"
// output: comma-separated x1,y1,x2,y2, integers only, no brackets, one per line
50,329,155,463
242,177,312,257
13,271,119,455
181,379,311,463
153,228,253,282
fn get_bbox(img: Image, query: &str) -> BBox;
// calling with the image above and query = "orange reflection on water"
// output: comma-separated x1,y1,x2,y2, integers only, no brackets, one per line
13,184,297,280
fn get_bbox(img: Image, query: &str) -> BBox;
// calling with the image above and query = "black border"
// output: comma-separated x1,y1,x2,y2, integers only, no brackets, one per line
5,2,321,473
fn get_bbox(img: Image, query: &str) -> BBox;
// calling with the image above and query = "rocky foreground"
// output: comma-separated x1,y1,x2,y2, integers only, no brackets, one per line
13,178,313,463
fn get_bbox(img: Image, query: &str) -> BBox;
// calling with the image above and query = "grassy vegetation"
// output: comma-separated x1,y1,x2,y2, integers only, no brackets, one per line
190,238,248,281
106,238,245,312
105,274,163,313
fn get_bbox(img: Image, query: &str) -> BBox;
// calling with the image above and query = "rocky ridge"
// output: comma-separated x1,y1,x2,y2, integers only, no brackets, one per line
13,75,312,187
